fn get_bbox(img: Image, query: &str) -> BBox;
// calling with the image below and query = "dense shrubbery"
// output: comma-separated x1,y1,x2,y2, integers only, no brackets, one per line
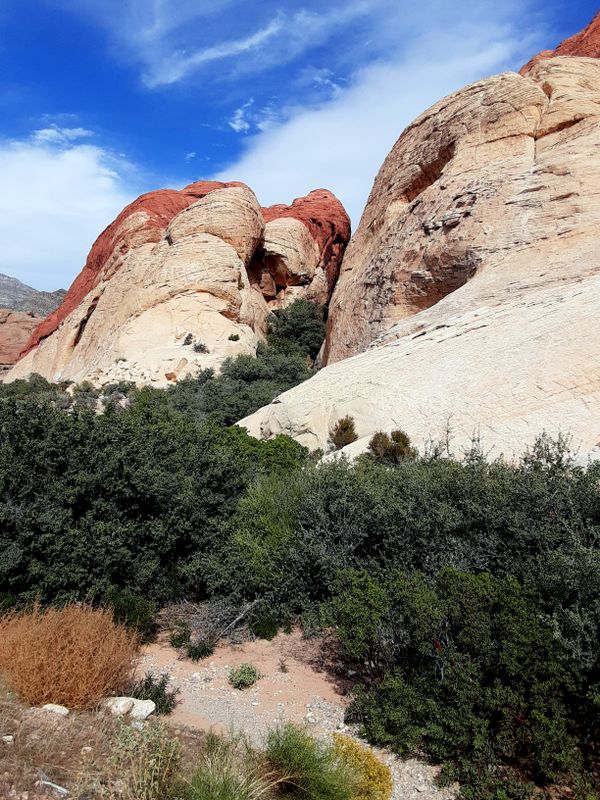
0,388,306,603
1,300,599,797
329,569,585,790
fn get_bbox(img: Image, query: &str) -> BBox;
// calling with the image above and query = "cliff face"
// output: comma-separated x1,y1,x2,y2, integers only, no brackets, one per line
0,310,42,372
241,57,600,458
8,184,349,387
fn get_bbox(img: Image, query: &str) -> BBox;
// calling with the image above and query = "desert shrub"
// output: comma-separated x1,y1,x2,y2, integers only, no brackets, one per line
228,333,240,342
367,429,416,464
106,589,157,643
333,734,392,800
229,663,261,690
249,609,279,641
187,639,215,662
0,391,306,604
265,724,357,800
183,333,194,346
104,719,181,800
269,299,326,361
329,416,358,450
194,341,210,354
332,569,585,795
182,731,282,800
170,620,192,648
129,672,179,715
0,603,138,709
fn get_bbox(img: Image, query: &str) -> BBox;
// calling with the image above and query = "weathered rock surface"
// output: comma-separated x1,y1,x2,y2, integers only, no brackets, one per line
241,57,600,459
8,184,349,386
0,309,42,369
521,11,600,74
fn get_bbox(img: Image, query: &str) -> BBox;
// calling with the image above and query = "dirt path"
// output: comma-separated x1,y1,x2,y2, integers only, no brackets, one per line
139,630,456,800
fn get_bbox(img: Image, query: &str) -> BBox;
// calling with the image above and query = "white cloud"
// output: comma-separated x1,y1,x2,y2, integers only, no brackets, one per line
214,13,543,226
184,151,196,161
32,124,94,146
145,19,282,87
0,136,135,290
228,99,254,134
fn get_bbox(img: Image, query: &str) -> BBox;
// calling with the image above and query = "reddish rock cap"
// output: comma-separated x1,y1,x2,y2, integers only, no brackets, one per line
520,11,600,75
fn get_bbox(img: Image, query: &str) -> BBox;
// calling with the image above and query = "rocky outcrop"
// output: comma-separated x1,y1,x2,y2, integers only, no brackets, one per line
241,57,600,459
0,310,42,372
0,274,65,317
520,11,600,74
8,184,349,386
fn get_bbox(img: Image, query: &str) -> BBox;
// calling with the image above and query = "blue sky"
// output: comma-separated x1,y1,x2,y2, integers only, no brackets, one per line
0,0,597,290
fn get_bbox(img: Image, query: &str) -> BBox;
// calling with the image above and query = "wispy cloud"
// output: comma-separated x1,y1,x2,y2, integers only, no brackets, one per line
214,9,544,225
32,124,94,146
228,99,254,134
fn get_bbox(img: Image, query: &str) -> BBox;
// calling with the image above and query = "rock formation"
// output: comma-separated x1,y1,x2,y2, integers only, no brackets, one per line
241,56,600,459
0,273,65,317
520,11,600,74
0,310,42,374
8,183,349,386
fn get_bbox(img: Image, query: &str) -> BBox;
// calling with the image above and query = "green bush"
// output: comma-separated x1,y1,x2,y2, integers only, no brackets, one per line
265,724,357,800
333,568,582,794
169,621,191,648
329,416,358,450
187,639,215,662
129,671,179,715
229,663,261,690
268,299,326,362
249,609,279,641
106,589,157,643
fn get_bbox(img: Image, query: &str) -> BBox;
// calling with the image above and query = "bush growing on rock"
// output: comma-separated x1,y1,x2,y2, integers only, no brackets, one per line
367,429,416,464
329,415,358,450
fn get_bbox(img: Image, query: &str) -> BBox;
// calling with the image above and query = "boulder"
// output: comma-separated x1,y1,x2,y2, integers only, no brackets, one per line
41,704,69,716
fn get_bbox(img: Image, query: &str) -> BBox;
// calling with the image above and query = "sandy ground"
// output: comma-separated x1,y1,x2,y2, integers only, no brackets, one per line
138,630,456,800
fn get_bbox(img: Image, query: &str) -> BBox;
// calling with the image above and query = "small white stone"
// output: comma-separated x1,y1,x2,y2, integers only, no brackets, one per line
2,735,14,744
104,697,135,716
41,704,69,716
130,699,156,720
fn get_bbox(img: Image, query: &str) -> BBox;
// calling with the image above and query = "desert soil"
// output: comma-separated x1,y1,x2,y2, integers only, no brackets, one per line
139,630,456,800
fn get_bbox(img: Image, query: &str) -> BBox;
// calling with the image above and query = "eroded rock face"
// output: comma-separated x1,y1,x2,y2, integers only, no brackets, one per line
520,11,600,75
241,58,600,459
0,310,41,370
9,184,349,386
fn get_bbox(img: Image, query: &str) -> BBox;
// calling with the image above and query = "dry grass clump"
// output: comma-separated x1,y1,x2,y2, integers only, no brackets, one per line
0,694,120,798
0,603,139,709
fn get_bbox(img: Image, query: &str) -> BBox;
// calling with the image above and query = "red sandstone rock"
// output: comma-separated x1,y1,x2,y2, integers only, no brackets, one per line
520,11,600,74
0,310,41,366
22,180,247,356
262,190,351,294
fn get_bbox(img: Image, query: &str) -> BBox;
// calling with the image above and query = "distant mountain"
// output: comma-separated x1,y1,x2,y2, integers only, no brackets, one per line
0,273,66,317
